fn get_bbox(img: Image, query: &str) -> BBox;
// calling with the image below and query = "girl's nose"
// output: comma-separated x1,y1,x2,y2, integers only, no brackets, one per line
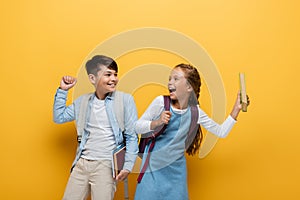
168,78,174,85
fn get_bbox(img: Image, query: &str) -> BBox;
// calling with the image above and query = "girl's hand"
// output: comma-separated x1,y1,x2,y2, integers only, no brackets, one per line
230,91,250,120
159,111,172,125
60,76,77,91
150,111,172,130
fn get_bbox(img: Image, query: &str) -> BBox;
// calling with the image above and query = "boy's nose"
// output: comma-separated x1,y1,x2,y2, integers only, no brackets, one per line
111,75,117,81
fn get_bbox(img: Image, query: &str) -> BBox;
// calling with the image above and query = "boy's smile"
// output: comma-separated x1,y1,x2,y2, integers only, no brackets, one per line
90,66,119,99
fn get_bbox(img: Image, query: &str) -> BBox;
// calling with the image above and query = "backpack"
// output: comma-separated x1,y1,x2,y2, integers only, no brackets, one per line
76,91,125,143
137,96,199,183
77,91,129,200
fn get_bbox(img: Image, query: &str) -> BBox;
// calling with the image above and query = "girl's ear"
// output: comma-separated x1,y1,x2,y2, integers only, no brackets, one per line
187,82,193,92
88,74,96,84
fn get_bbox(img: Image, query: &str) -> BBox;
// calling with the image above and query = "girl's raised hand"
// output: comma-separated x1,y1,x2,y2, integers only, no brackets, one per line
230,91,250,120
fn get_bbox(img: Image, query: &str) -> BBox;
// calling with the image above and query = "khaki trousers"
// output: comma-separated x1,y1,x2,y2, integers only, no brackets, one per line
62,158,116,200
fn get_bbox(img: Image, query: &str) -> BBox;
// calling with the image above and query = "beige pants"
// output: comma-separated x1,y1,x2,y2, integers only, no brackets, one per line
62,158,116,200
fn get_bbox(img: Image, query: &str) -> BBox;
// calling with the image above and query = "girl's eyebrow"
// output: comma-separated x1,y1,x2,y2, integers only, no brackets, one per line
173,74,184,78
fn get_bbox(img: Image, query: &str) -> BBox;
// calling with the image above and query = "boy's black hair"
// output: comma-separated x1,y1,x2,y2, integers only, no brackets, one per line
85,55,118,75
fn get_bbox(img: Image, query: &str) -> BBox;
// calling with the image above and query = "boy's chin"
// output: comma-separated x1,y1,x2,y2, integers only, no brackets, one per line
108,88,116,93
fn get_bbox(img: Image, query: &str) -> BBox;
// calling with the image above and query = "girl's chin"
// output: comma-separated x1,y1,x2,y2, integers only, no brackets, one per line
169,93,177,100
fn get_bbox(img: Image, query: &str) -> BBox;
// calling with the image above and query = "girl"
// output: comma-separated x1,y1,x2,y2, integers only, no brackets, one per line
134,63,249,200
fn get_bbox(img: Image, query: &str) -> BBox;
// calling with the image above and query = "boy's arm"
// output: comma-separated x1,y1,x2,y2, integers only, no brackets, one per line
53,88,75,123
53,76,77,124
122,94,138,172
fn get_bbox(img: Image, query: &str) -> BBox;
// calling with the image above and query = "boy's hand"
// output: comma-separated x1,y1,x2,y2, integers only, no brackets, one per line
115,169,130,182
60,76,77,91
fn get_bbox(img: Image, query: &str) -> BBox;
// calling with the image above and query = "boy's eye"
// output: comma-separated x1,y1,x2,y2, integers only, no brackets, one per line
104,73,118,77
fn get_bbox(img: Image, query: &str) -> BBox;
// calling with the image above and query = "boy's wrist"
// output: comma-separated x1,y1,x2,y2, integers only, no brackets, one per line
59,86,68,91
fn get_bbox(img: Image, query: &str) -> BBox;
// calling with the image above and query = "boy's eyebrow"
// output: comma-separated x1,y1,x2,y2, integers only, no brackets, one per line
103,69,117,73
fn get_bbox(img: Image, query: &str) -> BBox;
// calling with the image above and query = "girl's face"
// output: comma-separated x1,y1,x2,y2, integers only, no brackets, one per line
168,67,192,102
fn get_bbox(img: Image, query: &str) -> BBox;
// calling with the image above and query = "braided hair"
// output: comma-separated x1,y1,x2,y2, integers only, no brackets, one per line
174,63,203,156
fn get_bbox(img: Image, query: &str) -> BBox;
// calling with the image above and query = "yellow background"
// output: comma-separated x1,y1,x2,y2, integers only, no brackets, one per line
1,0,299,199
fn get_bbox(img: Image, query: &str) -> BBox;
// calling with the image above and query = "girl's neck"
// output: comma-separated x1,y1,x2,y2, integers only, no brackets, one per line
171,99,189,110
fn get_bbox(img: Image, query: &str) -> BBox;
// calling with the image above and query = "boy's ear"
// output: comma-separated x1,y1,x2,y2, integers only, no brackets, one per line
88,74,96,84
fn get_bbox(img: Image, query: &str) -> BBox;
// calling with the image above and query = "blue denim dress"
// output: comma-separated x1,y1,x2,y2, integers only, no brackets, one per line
135,107,191,200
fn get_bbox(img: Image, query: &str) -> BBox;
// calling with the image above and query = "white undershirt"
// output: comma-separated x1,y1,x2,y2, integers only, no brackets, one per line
81,97,116,160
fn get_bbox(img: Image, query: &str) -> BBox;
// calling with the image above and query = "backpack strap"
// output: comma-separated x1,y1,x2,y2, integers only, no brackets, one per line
152,96,170,138
77,91,125,141
137,95,170,183
76,93,93,143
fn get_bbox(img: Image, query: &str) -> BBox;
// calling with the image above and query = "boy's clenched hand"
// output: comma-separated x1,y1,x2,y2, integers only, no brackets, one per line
60,76,77,91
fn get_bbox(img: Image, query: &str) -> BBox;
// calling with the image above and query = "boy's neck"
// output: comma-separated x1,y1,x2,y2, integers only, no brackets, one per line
95,91,110,100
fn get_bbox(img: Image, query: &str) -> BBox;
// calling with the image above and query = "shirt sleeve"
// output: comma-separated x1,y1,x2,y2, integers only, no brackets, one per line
122,94,139,172
197,105,237,138
53,88,76,124
135,96,165,134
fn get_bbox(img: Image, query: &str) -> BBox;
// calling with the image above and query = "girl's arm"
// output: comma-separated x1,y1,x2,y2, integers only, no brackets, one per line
230,92,243,120
198,92,249,138
150,111,171,130
135,96,166,134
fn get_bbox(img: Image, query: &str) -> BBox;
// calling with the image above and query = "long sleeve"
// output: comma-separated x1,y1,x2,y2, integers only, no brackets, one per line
122,94,139,171
135,96,165,134
198,105,236,138
53,88,75,124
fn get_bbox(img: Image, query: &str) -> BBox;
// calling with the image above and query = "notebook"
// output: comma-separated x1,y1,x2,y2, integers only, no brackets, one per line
112,143,126,178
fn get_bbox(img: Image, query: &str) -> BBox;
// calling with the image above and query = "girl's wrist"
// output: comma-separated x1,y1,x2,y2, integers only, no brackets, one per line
230,107,241,120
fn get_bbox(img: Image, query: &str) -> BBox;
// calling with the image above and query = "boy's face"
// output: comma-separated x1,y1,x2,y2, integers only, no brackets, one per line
89,65,118,98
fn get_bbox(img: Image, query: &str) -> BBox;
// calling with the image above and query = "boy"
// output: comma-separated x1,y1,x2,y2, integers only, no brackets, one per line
53,55,138,200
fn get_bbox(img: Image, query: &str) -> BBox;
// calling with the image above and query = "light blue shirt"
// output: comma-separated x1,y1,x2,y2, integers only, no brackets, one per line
53,88,138,172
